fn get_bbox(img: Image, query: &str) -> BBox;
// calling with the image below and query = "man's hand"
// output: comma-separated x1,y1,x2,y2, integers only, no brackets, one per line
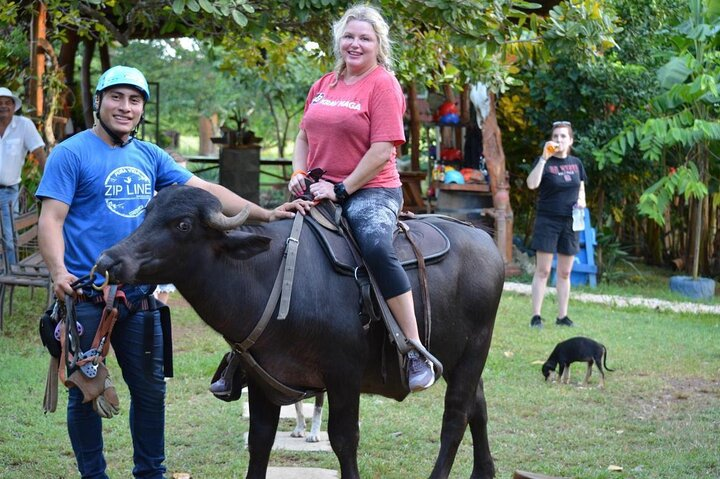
268,198,314,222
52,270,79,300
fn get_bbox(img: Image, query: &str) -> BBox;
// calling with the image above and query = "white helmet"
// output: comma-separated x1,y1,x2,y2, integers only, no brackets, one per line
0,87,22,112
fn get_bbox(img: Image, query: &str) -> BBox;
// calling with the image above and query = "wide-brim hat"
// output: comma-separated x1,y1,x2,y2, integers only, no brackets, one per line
0,87,21,112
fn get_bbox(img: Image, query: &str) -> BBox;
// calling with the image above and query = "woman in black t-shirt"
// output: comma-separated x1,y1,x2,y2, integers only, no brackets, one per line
526,121,587,328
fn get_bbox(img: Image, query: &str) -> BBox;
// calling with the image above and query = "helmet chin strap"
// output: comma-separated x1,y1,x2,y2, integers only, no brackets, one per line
97,116,134,147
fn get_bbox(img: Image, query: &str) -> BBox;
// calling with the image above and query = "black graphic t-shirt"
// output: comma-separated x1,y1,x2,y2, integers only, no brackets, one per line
532,154,587,217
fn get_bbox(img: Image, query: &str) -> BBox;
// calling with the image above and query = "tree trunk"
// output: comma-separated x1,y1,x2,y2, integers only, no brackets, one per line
99,44,110,71
481,92,513,264
59,30,79,87
406,81,420,171
690,147,709,278
199,114,219,156
81,40,96,129
691,197,702,279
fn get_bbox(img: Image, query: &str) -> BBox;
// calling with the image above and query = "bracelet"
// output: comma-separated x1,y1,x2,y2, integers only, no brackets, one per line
291,170,307,178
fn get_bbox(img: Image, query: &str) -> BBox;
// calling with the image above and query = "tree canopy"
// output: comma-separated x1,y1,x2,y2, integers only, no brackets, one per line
19,1,719,279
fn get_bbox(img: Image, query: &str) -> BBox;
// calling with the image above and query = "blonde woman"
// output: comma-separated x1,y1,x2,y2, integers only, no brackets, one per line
288,5,435,391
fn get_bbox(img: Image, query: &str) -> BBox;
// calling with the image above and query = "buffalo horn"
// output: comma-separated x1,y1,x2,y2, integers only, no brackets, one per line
206,207,250,231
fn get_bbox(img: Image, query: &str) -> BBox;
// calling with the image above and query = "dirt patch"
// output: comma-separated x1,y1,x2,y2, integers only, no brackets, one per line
631,377,720,420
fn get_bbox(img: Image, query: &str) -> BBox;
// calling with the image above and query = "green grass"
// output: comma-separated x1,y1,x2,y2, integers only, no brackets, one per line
1,286,719,478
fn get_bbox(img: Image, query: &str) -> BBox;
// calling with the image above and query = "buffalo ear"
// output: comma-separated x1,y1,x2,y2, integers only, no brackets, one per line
222,233,272,260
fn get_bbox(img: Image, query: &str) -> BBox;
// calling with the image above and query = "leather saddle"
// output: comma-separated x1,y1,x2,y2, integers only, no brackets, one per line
306,201,450,276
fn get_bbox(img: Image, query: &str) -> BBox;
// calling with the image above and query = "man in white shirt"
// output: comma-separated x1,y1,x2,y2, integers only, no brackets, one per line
0,87,47,265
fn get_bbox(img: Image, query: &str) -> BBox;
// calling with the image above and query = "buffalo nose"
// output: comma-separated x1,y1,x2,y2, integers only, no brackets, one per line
94,253,115,277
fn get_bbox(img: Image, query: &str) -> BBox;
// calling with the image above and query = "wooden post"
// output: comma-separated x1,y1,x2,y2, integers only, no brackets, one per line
29,1,47,117
219,146,260,204
199,114,219,156
481,91,514,266
407,81,420,171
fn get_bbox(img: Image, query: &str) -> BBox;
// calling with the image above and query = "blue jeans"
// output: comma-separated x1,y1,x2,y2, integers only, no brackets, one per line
0,184,19,266
67,292,166,479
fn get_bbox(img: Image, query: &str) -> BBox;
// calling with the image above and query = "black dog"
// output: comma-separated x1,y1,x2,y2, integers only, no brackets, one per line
542,337,614,388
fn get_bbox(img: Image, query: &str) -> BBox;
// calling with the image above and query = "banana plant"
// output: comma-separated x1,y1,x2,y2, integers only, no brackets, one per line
596,0,720,278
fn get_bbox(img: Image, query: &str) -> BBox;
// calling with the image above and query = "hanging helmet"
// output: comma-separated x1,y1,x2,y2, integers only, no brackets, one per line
95,66,150,101
439,112,461,125
438,101,458,117
444,169,465,184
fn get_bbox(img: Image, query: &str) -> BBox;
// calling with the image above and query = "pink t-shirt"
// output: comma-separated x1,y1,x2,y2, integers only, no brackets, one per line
299,67,405,189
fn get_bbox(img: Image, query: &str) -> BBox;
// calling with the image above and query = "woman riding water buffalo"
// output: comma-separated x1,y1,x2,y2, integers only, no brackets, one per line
288,4,436,391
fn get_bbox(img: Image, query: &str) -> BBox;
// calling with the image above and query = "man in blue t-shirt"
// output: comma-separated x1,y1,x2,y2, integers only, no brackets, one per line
36,66,310,479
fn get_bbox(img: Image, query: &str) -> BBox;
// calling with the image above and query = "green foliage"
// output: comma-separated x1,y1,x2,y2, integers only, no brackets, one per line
171,0,255,27
596,0,720,225
496,0,708,279
112,40,251,136
0,25,29,89
543,0,622,56
637,164,707,225
213,31,328,156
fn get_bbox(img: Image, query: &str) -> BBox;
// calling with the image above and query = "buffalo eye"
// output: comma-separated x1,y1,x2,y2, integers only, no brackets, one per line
177,221,191,232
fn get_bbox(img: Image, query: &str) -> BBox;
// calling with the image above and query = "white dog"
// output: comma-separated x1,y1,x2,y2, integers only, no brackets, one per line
291,393,324,442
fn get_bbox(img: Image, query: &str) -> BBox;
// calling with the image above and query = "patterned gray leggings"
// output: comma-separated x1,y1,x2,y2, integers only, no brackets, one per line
342,187,410,299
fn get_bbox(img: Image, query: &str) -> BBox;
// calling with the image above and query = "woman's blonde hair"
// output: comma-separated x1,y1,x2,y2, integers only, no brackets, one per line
331,4,393,84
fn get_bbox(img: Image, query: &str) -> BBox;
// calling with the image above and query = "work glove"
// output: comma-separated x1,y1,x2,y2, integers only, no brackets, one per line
92,376,120,418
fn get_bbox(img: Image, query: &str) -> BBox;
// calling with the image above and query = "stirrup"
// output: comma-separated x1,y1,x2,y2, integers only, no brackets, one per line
406,338,443,382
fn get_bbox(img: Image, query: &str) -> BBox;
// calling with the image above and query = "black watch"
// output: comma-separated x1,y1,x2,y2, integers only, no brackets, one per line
333,182,349,203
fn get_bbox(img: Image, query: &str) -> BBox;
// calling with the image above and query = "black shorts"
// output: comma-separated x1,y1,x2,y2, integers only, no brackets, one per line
531,214,579,256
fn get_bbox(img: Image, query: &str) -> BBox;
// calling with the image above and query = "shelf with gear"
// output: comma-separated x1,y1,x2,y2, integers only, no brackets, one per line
426,101,494,231
403,86,514,269
412,93,514,271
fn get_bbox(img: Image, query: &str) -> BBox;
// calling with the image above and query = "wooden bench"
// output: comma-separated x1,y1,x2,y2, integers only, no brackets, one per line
399,170,428,213
0,207,53,330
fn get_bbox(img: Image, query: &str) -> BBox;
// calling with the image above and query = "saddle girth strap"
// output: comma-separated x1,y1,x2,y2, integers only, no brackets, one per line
228,216,311,402
277,212,304,320
397,221,432,349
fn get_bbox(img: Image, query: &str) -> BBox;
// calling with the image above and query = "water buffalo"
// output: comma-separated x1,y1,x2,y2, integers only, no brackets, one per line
95,184,504,479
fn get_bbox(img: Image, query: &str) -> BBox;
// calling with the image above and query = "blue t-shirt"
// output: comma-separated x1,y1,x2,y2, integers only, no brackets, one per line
36,130,193,279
